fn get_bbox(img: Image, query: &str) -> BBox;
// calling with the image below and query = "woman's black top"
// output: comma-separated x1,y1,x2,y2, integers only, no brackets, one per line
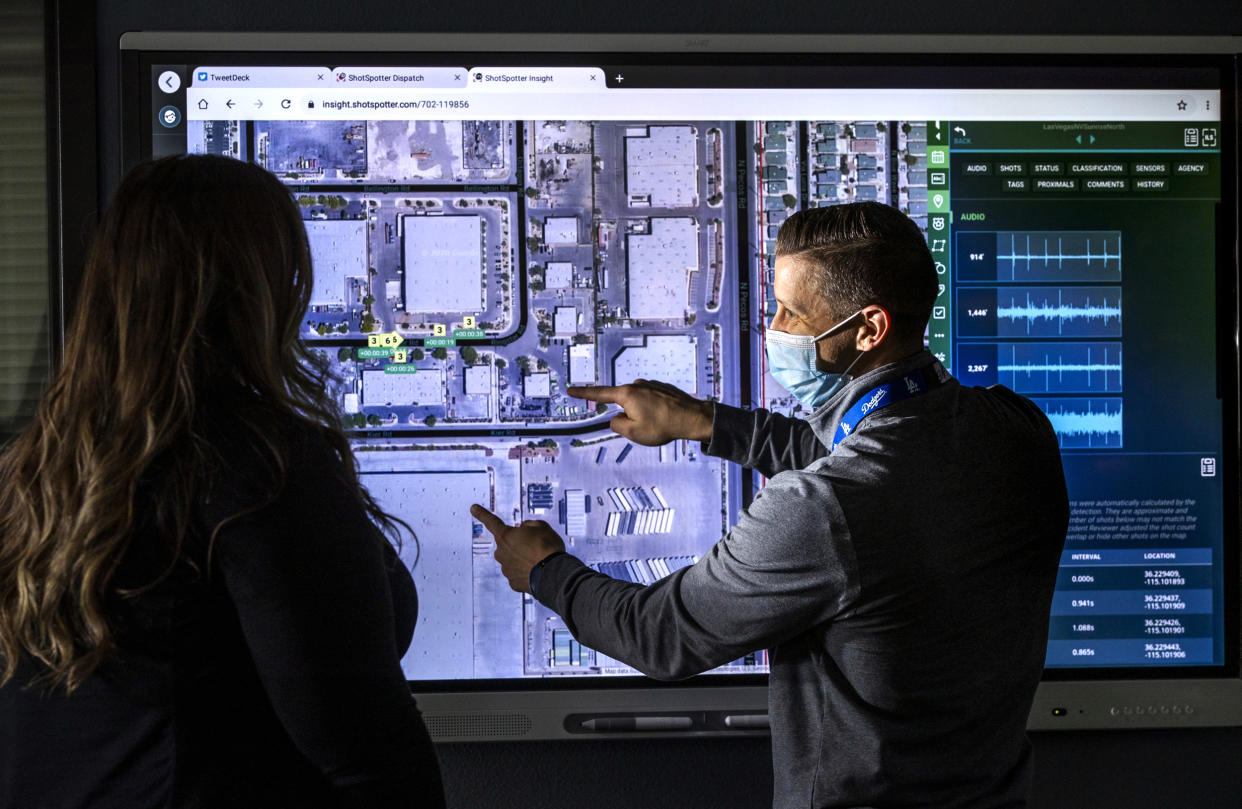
0,422,445,808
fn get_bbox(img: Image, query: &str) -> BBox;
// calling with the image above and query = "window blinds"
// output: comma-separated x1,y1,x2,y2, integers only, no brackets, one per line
0,3,49,443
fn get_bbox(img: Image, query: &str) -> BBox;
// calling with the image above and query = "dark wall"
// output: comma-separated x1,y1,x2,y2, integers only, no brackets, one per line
94,3,1242,807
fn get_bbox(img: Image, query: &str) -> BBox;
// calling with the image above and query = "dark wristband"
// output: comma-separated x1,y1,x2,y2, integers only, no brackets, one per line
529,550,569,598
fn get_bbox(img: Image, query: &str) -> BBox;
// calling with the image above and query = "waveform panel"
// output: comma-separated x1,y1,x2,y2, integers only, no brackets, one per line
957,230,1122,283
957,286,1122,338
956,342,1123,393
1031,397,1123,449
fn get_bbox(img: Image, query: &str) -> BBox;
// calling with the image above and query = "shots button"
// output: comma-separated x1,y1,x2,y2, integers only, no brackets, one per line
996,162,1026,175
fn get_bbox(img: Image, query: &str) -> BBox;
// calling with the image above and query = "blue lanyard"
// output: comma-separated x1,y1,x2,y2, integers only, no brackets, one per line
830,361,949,452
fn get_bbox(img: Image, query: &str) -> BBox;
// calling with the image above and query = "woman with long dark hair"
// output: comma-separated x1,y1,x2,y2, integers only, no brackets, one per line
0,155,445,808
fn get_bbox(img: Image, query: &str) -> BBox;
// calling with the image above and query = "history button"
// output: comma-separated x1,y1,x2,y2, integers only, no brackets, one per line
1134,177,1171,192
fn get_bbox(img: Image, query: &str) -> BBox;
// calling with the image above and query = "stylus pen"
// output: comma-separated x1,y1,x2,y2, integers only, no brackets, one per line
580,716,694,731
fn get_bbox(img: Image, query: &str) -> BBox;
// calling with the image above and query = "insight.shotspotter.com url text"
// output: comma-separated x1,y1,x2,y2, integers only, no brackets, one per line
318,98,471,110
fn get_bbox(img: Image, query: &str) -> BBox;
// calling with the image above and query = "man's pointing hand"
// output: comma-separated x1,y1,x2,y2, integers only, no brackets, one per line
470,504,566,594
568,380,714,446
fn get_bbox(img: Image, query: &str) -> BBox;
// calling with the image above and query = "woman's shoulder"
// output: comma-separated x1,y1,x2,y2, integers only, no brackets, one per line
196,397,352,521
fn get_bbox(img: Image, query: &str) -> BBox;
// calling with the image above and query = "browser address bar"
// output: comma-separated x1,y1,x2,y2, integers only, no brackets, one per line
184,88,1221,122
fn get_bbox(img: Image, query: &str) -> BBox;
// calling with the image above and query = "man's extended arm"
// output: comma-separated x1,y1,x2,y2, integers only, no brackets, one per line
498,471,857,681
703,402,828,479
568,381,827,478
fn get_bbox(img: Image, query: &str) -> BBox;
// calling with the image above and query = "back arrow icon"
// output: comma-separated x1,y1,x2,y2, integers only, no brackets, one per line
226,99,235,109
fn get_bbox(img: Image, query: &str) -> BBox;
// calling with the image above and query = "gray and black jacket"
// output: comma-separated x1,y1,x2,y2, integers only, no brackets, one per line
533,349,1069,809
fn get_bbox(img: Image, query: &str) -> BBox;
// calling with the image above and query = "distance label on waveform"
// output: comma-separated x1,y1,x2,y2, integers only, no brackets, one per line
956,286,1122,338
1031,396,1123,449
957,230,1122,283
956,342,1122,393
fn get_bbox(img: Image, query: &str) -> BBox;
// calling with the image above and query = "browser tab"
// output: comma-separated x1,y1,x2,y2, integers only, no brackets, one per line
328,67,468,88
191,67,332,87
467,67,606,91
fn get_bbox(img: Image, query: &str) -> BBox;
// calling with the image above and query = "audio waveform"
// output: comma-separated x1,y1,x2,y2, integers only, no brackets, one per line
1031,397,1124,448
956,230,1122,283
996,231,1122,281
995,287,1122,338
996,342,1123,393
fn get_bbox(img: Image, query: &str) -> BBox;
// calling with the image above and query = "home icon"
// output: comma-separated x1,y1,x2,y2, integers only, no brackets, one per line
197,99,208,110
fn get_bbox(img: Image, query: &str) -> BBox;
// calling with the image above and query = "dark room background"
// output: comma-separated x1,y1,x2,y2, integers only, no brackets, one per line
43,1,1242,806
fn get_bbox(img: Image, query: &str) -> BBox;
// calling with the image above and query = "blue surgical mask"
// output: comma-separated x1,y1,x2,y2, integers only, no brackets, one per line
765,310,866,411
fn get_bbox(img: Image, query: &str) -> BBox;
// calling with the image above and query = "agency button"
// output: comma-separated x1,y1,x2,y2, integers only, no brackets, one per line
1174,162,1208,175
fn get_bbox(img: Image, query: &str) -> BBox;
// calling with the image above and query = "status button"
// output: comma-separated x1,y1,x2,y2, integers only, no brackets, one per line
1032,162,1064,176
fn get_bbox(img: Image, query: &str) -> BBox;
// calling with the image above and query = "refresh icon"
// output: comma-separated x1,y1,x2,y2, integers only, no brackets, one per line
280,98,292,109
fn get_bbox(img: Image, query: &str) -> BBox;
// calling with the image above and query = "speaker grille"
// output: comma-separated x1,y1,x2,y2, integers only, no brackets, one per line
425,713,533,739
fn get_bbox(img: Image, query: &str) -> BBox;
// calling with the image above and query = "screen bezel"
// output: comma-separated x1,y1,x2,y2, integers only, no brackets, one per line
113,34,1242,733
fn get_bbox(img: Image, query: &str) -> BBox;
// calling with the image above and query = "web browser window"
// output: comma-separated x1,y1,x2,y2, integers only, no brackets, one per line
140,59,1227,679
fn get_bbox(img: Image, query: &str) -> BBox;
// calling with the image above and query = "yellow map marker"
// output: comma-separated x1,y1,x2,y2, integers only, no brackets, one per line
462,315,477,329
432,324,447,337
367,331,404,348
392,348,408,364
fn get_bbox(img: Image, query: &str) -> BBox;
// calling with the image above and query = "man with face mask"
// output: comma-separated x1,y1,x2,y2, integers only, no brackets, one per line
472,202,1069,809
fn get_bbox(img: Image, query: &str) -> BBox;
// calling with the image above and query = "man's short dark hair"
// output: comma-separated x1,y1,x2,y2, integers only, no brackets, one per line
775,202,938,343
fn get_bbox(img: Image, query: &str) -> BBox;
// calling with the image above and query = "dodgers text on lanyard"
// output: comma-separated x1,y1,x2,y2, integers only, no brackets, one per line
830,361,951,452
